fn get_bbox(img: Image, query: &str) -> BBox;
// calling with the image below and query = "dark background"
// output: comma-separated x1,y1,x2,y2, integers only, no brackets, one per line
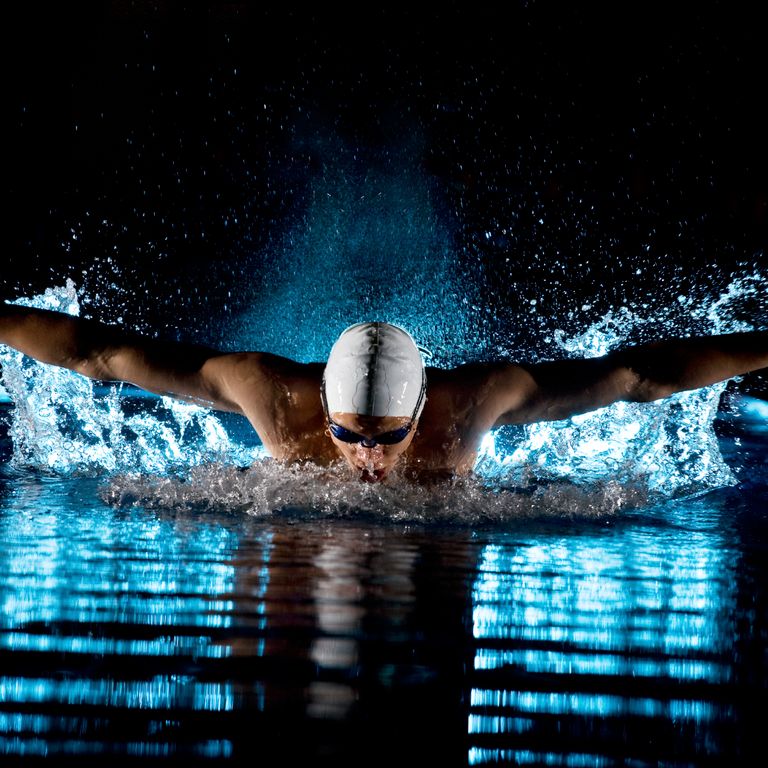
3,1,766,389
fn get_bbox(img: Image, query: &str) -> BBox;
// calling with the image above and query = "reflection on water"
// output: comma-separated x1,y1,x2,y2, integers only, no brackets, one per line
469,532,740,764
0,419,767,764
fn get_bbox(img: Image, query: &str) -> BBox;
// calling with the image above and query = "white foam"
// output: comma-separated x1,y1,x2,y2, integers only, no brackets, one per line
101,459,648,523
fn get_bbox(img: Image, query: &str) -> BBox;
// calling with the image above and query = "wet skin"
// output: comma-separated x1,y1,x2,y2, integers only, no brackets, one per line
1,304,766,484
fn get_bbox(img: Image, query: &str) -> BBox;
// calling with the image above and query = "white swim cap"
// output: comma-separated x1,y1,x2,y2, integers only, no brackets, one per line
323,322,426,418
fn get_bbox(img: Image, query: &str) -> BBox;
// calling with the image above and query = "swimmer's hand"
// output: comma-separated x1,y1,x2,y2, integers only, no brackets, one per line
489,330,768,426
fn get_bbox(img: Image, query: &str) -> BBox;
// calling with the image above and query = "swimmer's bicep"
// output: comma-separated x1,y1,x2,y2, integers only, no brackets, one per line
91,344,314,417
101,346,298,421
82,343,249,413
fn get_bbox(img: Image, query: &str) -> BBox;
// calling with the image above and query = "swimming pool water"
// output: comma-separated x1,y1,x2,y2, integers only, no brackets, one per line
0,399,766,766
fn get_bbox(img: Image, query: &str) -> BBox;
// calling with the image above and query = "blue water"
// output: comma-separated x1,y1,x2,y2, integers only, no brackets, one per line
5,5,767,763
1,278,767,764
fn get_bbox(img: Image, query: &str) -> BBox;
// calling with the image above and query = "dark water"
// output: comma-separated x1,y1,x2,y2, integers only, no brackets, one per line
1,402,766,767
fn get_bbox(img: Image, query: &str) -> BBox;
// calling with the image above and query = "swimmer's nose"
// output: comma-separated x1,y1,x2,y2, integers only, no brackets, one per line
356,442,383,457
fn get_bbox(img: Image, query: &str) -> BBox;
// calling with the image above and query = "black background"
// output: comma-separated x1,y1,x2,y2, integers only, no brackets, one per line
3,1,766,383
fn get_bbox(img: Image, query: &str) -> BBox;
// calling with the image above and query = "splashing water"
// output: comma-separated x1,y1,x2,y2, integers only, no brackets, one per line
0,281,263,475
224,133,476,367
477,306,737,498
1,276,764,519
102,461,646,523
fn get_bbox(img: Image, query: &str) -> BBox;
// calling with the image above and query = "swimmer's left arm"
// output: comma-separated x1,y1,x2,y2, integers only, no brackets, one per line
490,330,768,426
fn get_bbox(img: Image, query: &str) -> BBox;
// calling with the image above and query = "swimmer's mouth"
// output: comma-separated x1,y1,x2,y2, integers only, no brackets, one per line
359,467,387,483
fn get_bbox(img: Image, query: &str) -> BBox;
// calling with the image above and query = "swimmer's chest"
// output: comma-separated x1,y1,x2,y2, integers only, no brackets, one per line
404,375,492,473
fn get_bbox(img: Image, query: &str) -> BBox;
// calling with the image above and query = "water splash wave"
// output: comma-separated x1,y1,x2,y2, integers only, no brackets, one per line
102,460,647,522
1,275,764,518
0,281,263,474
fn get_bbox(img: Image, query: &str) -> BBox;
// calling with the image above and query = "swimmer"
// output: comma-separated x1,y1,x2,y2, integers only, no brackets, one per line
1,305,766,482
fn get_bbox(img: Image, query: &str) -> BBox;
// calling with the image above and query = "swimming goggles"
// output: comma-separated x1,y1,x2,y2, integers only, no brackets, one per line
320,375,425,448
327,420,413,447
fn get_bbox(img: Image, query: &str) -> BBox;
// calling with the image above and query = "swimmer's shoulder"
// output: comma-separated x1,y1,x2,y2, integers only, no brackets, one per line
421,361,531,430
208,351,323,384
203,351,325,414
424,361,526,401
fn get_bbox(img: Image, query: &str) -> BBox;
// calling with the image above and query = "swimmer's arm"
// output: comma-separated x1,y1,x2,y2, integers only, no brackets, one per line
0,303,274,413
491,330,768,426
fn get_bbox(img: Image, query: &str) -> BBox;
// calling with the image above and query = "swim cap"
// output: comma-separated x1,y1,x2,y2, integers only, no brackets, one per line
323,322,426,418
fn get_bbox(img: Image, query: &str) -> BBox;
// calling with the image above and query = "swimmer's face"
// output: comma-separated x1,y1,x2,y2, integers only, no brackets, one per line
328,412,417,483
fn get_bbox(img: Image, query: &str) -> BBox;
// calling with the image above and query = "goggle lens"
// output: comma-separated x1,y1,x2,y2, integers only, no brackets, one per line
328,422,412,446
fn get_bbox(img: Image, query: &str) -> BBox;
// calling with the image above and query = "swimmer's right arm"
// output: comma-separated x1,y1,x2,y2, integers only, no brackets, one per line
0,303,271,413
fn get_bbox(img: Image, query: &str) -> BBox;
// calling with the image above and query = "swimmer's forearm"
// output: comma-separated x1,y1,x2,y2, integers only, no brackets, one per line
498,330,767,425
615,330,768,399
0,303,120,371
0,303,216,397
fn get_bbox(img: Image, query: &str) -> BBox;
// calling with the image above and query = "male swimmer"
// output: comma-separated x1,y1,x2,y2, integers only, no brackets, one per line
1,304,766,482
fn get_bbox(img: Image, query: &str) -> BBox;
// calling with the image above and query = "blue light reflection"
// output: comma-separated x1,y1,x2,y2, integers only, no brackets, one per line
469,527,739,762
0,488,274,756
